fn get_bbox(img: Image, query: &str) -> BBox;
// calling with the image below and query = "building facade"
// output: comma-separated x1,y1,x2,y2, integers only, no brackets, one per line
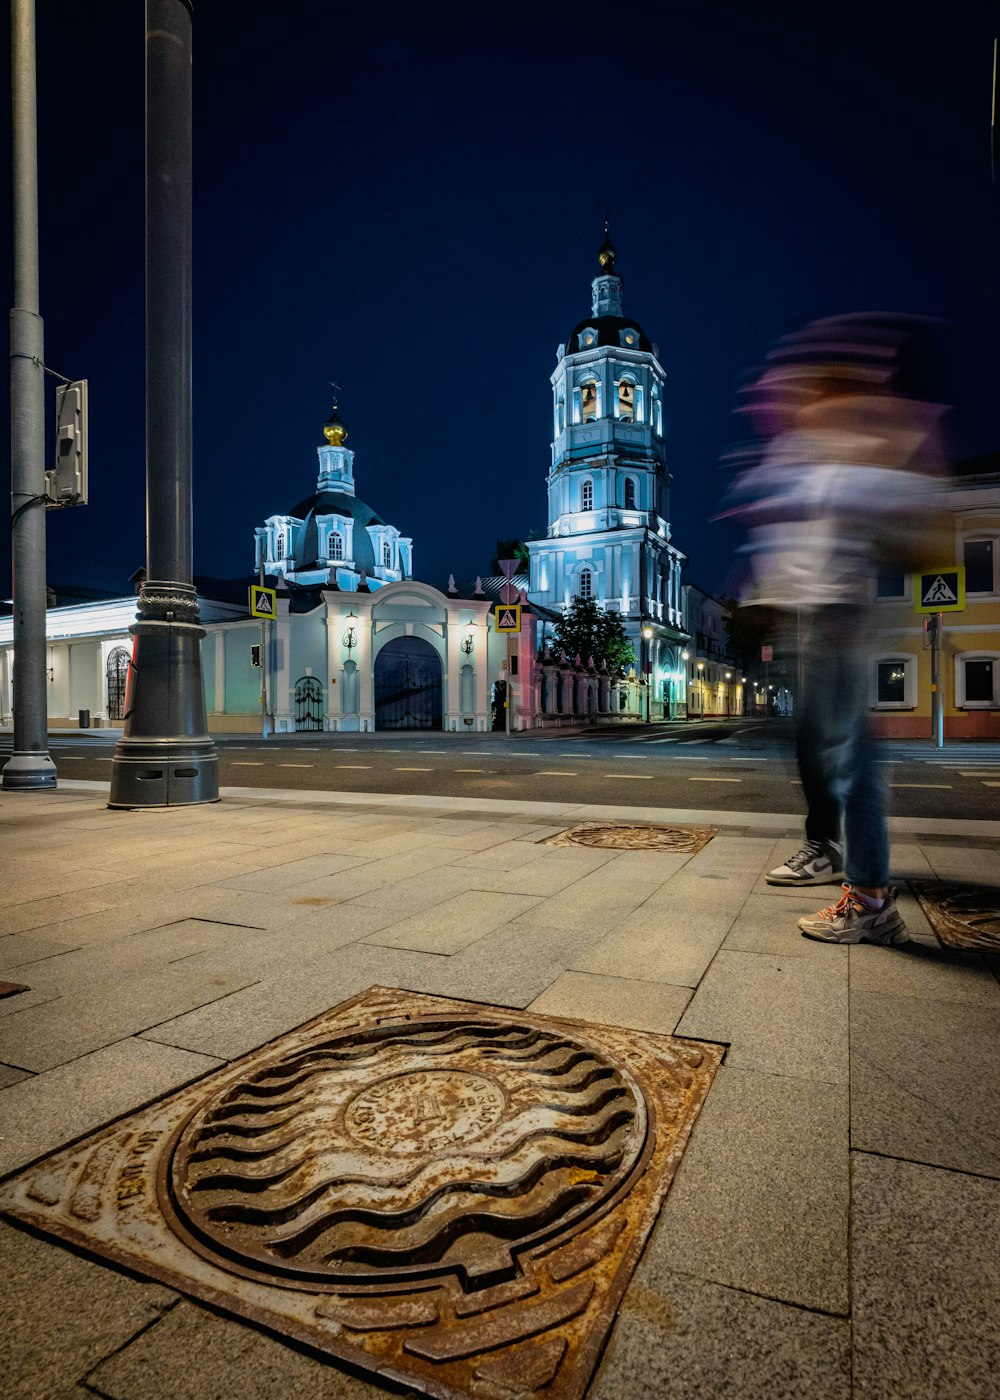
526,232,689,717
868,465,1000,739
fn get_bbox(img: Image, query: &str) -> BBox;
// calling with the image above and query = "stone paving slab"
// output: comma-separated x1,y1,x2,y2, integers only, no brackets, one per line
590,1268,850,1400
0,1037,221,1175
573,909,736,988
362,889,542,954
849,940,1000,1006
677,947,850,1085
0,1221,177,1400
0,963,258,1073
85,1299,411,1400
852,1154,1000,1398
647,1066,849,1314
722,891,848,958
0,1062,32,1089
528,970,692,1033
850,988,1000,1177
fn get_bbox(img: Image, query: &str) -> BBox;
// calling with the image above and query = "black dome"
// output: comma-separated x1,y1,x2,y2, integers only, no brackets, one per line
288,490,384,574
565,315,654,357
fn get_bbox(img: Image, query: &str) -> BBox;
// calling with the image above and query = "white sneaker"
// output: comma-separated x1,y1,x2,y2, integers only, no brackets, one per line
798,886,908,945
766,839,844,887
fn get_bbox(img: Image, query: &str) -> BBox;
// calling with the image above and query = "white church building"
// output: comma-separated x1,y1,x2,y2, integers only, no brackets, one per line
1,236,703,734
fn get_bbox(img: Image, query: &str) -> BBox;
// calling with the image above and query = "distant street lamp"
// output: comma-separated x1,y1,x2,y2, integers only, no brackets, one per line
642,625,653,723
681,649,690,720
696,660,704,716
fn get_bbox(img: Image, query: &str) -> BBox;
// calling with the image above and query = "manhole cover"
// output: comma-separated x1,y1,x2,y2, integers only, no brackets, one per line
546,822,718,853
908,878,1000,951
0,987,721,1400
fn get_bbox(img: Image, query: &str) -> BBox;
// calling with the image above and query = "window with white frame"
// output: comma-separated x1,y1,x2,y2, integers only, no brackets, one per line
623,477,636,510
651,384,662,436
581,479,593,511
329,532,343,561
273,532,285,561
873,655,916,708
956,652,999,707
579,377,600,422
964,536,997,594
579,568,593,600
875,566,907,600
383,541,392,569
616,377,635,422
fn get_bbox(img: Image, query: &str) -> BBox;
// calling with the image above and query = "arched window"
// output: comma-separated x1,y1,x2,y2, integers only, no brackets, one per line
617,378,635,422
273,532,284,561
624,477,636,510
579,569,593,599
651,384,663,437
580,377,600,422
383,541,392,569
581,479,593,511
329,532,343,561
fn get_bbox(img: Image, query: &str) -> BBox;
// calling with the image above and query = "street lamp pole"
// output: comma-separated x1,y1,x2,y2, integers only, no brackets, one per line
109,0,218,807
642,625,653,723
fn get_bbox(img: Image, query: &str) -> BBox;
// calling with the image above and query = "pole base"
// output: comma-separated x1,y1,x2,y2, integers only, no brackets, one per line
2,752,58,791
108,741,219,808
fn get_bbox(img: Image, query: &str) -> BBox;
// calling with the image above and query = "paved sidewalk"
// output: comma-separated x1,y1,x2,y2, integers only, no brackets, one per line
2,781,999,1400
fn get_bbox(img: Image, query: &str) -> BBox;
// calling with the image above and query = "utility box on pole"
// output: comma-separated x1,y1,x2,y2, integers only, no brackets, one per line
46,379,88,506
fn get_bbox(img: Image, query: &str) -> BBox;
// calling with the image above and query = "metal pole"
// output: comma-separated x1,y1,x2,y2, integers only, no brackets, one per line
504,635,511,736
930,612,944,748
259,559,268,739
4,0,56,791
109,0,218,807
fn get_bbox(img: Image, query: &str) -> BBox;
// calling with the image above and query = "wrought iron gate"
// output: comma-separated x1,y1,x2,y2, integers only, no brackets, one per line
294,675,323,731
106,647,130,721
374,642,442,730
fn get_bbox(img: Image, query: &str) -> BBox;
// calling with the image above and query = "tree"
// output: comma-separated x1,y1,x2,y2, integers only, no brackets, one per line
491,539,530,574
549,598,636,671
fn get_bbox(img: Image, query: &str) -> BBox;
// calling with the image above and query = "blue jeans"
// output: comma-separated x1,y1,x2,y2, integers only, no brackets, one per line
796,610,889,888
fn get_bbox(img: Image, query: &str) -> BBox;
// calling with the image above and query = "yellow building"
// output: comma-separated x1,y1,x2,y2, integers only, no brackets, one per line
868,461,1000,740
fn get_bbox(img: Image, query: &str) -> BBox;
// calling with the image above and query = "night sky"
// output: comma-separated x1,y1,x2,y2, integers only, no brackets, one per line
2,2,998,604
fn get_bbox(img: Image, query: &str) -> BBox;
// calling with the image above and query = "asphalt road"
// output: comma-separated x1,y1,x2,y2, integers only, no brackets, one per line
5,719,1000,821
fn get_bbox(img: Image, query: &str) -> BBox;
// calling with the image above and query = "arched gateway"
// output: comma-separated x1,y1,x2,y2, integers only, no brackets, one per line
374,636,442,730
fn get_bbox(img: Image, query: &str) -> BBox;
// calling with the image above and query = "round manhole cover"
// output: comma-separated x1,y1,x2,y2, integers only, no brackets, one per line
161,1016,648,1291
550,823,718,852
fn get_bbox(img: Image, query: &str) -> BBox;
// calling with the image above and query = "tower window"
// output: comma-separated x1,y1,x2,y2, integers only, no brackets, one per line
274,533,285,561
581,479,593,511
619,327,640,349
616,378,635,422
580,378,599,422
579,569,593,599
383,541,392,569
652,385,663,437
329,532,343,561
624,477,636,510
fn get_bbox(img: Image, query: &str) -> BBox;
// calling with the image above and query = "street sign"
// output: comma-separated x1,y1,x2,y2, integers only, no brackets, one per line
494,604,521,634
915,567,965,613
249,585,276,618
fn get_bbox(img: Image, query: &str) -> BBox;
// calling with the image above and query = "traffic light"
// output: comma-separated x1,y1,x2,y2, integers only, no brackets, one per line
46,379,88,507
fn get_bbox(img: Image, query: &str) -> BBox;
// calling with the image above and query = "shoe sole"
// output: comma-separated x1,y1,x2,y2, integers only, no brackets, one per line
766,871,846,886
798,923,909,945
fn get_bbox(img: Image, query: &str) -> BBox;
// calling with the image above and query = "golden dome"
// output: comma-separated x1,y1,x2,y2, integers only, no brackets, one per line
323,403,348,446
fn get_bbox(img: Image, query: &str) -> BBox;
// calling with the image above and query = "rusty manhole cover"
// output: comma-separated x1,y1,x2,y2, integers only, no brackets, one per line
0,987,720,1400
546,822,718,853
908,878,1000,951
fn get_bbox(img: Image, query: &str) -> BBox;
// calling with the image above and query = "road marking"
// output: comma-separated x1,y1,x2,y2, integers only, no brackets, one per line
889,783,952,789
689,776,741,782
280,763,314,768
232,761,265,766
559,753,594,758
337,765,371,769
982,781,1000,787
604,773,653,780
455,768,488,773
462,751,492,755
956,771,1000,777
534,770,577,777
395,767,433,772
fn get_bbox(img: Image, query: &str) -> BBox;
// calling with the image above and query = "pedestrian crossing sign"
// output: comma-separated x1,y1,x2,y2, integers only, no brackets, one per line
493,604,521,633
249,584,277,619
914,567,965,613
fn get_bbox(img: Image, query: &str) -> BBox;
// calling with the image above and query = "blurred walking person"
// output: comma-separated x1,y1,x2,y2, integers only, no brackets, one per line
727,315,947,944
